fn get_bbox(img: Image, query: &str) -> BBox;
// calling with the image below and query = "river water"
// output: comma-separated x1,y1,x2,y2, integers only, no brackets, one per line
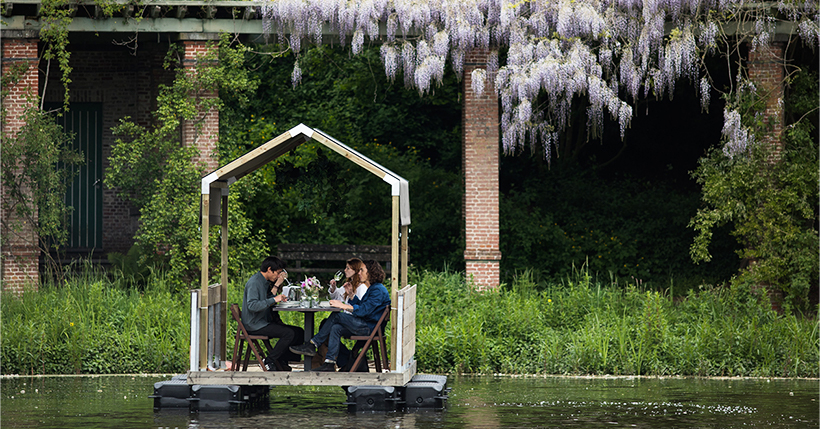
1,374,816,428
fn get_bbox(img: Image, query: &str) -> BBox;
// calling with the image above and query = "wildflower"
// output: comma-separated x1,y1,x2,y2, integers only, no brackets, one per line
548,299,552,303
70,322,74,327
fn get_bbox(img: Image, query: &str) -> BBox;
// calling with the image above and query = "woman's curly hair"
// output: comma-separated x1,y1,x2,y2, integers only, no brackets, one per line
364,259,386,284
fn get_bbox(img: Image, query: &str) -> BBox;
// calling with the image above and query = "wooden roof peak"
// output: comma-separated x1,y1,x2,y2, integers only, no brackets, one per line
201,123,410,225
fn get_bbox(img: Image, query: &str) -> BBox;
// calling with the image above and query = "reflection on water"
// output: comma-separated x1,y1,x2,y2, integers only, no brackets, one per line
1,374,816,428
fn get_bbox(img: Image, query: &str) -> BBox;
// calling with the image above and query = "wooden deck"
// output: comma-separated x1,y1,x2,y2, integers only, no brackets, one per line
187,360,416,386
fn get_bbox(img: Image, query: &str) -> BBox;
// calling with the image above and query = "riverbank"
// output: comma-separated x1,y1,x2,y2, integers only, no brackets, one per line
2,267,817,377
2,372,817,381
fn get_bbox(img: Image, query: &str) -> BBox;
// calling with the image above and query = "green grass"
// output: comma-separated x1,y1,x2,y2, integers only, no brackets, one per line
2,265,817,377
414,266,818,377
1,267,188,374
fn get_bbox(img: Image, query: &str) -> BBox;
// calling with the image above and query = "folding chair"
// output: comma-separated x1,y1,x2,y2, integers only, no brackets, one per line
347,304,390,372
229,304,281,371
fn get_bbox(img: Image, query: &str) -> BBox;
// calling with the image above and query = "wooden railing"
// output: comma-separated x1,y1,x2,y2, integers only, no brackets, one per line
395,284,416,371
190,283,227,371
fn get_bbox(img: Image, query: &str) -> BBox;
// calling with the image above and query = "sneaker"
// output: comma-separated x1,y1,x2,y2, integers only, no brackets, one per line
289,343,317,357
314,361,336,372
264,360,292,371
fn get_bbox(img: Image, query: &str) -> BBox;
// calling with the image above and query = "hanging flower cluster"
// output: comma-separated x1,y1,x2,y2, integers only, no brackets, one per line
721,108,757,160
260,0,818,158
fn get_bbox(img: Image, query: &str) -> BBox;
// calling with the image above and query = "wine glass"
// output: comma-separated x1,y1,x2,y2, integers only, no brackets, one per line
282,269,293,286
333,270,344,283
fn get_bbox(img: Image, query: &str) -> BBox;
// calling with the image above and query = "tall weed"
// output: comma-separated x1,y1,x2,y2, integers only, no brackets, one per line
1,270,187,374
413,268,818,377
2,266,816,377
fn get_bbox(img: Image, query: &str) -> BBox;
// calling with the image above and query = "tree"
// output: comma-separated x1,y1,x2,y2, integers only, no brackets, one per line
220,45,465,270
104,35,267,290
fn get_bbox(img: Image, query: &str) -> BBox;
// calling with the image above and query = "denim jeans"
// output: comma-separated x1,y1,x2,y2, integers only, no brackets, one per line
311,312,370,362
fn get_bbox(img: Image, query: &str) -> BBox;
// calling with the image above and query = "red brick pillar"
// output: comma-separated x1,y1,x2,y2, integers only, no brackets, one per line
180,37,219,172
1,33,41,293
747,42,785,159
463,49,501,290
746,42,786,312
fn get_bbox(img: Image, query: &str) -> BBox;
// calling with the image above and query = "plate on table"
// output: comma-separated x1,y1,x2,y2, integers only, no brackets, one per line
278,301,300,308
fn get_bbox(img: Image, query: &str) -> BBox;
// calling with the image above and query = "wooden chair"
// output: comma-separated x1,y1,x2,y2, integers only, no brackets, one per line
229,304,280,371
347,304,390,372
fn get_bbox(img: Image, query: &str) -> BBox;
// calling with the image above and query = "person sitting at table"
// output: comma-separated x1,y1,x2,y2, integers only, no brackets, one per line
339,259,389,371
311,258,369,368
363,259,386,293
242,256,304,371
328,258,368,311
290,260,390,372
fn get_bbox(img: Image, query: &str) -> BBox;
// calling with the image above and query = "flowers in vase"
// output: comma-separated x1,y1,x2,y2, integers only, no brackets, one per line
300,276,322,300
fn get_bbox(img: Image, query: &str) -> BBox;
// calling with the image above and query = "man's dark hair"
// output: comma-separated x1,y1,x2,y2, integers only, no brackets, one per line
260,256,286,273
364,259,386,284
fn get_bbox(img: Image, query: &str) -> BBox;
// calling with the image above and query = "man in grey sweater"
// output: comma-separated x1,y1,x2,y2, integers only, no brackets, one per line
241,256,304,371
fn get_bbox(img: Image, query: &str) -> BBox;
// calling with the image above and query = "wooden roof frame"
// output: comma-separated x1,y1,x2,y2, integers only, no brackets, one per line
196,123,410,373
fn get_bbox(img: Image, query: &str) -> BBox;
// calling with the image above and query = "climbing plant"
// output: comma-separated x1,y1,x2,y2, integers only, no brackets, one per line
0,47,85,283
689,70,819,313
0,110,81,279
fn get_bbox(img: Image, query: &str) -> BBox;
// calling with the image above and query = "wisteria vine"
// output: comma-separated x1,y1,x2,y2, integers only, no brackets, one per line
260,0,819,157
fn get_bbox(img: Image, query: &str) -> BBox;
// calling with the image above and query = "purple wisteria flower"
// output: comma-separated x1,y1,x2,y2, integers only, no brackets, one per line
256,0,818,155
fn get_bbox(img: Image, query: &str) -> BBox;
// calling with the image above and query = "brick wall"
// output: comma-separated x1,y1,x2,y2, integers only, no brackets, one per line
462,48,502,290
181,40,220,172
1,35,41,293
2,36,221,290
44,42,175,256
747,42,785,160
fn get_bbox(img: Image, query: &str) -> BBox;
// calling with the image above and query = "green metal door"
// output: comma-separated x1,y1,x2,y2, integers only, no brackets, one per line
52,103,104,250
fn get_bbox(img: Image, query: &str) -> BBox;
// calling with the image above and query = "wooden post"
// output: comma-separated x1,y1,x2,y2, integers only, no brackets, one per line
400,225,408,290
200,192,210,369
390,195,400,371
220,191,229,363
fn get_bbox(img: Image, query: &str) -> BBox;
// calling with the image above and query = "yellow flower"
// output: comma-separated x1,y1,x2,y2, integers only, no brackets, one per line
548,299,552,303
70,322,74,327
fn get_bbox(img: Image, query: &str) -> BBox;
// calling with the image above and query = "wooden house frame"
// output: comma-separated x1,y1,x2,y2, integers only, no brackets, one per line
189,124,416,386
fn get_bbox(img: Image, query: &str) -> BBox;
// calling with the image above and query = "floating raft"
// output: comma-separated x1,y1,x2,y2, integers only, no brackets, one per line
151,373,449,413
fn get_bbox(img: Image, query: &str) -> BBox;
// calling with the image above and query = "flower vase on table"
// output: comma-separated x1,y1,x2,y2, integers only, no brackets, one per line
300,276,323,308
